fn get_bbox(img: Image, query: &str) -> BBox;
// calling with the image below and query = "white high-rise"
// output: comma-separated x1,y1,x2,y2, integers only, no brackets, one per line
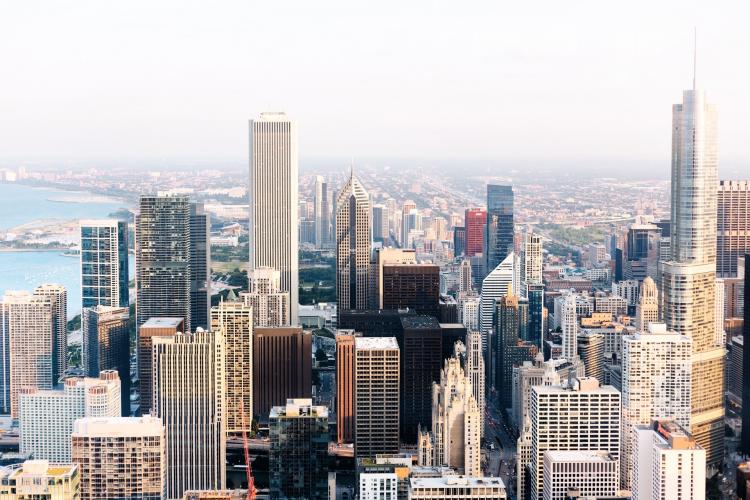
240,267,290,327
635,276,659,331
32,284,67,384
465,330,485,438
560,293,578,360
19,371,121,462
480,252,519,350
522,232,543,287
620,323,692,489
542,451,619,500
249,112,299,324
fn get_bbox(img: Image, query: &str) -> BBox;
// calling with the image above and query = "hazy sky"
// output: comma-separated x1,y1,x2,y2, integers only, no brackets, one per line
1,1,749,176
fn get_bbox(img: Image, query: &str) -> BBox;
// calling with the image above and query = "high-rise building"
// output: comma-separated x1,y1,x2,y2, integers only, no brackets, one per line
459,259,473,293
621,323,692,490
33,284,67,383
373,248,417,309
400,200,417,246
81,305,131,414
635,276,659,331
417,355,481,476
336,331,356,444
480,252,518,352
486,185,514,272
522,231,543,286
529,377,620,500
717,180,750,277
576,332,604,384
152,331,226,498
249,112,299,324
189,202,211,331
381,264,440,318
354,337,400,459
453,226,466,257
269,398,329,499
137,317,184,416
464,208,486,258
632,421,706,500
660,69,724,465
80,219,129,309
19,371,121,462
135,194,192,333
0,461,80,499
495,293,536,407
542,451,619,500
240,267,290,327
526,282,545,348
559,293,578,360
372,203,389,241
336,172,372,315
314,175,331,248
625,223,661,281
211,301,253,435
253,327,312,420
72,415,166,500
465,330,485,438
743,259,750,455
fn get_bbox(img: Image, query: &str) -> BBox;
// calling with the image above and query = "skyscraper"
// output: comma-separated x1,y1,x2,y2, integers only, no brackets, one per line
152,331,226,499
381,264,440,318
19,371,121,462
336,331,356,444
495,293,536,406
72,415,166,500
743,258,750,455
249,112,299,324
240,267,290,327
269,399,329,499
33,284,67,383
81,305,131,414
80,219,129,309
354,337,400,459
401,200,417,246
479,252,518,352
314,175,330,248
486,185,514,272
464,208,486,258
717,180,750,277
135,194,192,333
372,203,389,241
522,231,543,286
373,248,417,309
211,301,253,435
189,202,211,331
137,317,184,416
560,293,578,360
526,282,545,348
453,226,466,257
466,330,485,438
635,276,659,331
335,171,372,315
576,332,604,384
660,71,724,466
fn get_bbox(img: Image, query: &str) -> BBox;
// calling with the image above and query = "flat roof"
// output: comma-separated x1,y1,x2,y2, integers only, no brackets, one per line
401,315,440,329
72,416,163,437
544,450,616,463
355,337,399,350
410,476,505,489
141,317,184,328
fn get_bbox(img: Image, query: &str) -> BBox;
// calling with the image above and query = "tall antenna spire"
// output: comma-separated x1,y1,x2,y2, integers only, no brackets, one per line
693,26,698,90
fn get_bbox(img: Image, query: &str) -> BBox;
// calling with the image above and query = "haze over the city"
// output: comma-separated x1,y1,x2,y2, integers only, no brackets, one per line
2,0,750,177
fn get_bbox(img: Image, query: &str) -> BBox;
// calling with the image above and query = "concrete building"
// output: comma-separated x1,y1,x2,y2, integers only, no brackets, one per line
152,331,226,498
137,317,184,416
632,421,706,500
635,277,659,331
417,355,481,476
31,284,67,385
465,330,485,438
19,371,121,462
240,267,290,327
336,331,356,444
530,378,621,500
211,301,253,434
0,460,80,499
542,451,619,500
359,472,398,500
80,219,129,309
252,327,312,421
335,172,372,315
72,415,166,500
576,332,604,384
249,112,299,324
354,337,400,459
408,476,506,499
81,305,130,414
717,180,750,278
459,259,473,293
135,194,192,333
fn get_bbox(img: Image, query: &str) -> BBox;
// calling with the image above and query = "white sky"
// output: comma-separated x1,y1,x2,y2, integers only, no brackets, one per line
1,0,749,175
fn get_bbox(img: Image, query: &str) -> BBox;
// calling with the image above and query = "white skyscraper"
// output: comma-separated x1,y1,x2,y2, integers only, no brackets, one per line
635,276,659,331
560,293,578,360
522,232,543,287
620,323,692,489
240,267,290,327
465,330,485,438
249,112,299,324
19,371,121,462
480,252,519,350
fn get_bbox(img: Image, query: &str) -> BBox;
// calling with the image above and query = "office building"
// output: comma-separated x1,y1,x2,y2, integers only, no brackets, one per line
138,317,184,416
373,248,417,309
269,399,329,499
417,355,481,476
459,293,480,331
19,371,121,462
408,476,506,499
249,112,299,323
136,194,192,333
465,330,485,438
359,472,398,500
453,226,466,257
542,451,619,500
372,203,389,241
253,327,312,420
0,461,80,499
240,267,290,327
486,185,514,273
635,276,659,331
576,332,604,384
182,492,247,500
559,293,578,360
354,337,400,459
335,172,372,315
527,282,545,347
464,208,486,258
632,421,706,500
717,180,750,277
72,415,166,500
32,284,67,383
381,264,440,318
314,175,331,248
81,305,131,414
530,378,620,500
522,231,543,286
742,260,750,454
495,293,536,407
336,332,356,444
80,219,129,309
480,252,518,351
459,259,473,293
625,223,661,281
152,331,226,498
400,200,417,246
621,323,692,489
189,202,211,330
401,316,442,442
211,301,253,434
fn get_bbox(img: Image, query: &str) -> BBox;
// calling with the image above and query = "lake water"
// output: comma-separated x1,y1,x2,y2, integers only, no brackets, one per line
0,183,135,316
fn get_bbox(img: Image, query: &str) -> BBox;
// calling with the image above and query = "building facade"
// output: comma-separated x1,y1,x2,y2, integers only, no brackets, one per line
486,185,514,273
80,219,129,309
240,267,290,327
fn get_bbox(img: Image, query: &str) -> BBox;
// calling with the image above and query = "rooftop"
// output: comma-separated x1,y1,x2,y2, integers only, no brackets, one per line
269,398,328,419
72,415,163,437
141,317,184,328
400,315,440,330
410,476,506,489
544,450,616,463
355,337,399,350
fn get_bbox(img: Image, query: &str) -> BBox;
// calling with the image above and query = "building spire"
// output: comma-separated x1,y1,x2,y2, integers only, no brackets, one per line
693,26,697,90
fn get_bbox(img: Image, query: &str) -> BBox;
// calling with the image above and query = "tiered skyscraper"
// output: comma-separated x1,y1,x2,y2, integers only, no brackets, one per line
249,112,299,324
659,65,725,466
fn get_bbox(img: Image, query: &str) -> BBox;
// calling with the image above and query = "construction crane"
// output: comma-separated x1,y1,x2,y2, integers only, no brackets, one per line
239,400,257,500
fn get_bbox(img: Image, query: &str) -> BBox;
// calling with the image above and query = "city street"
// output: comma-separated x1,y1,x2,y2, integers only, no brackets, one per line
484,394,517,497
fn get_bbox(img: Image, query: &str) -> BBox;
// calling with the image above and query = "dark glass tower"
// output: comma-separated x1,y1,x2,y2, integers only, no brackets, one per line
741,255,750,454
526,282,545,348
486,185,514,273
80,220,129,309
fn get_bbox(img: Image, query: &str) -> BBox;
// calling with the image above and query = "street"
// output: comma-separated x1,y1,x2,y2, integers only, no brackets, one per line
484,394,517,497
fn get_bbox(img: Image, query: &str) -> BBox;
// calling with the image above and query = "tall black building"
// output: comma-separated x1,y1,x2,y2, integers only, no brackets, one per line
485,185,514,272
741,256,750,454
453,226,466,257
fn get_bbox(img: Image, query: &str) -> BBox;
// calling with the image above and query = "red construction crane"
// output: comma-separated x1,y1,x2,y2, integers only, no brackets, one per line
239,400,257,500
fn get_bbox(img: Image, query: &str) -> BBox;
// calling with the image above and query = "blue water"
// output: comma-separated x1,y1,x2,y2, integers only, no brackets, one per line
0,183,128,230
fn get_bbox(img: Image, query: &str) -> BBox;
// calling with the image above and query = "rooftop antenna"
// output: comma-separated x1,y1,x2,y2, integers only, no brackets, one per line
693,27,698,90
